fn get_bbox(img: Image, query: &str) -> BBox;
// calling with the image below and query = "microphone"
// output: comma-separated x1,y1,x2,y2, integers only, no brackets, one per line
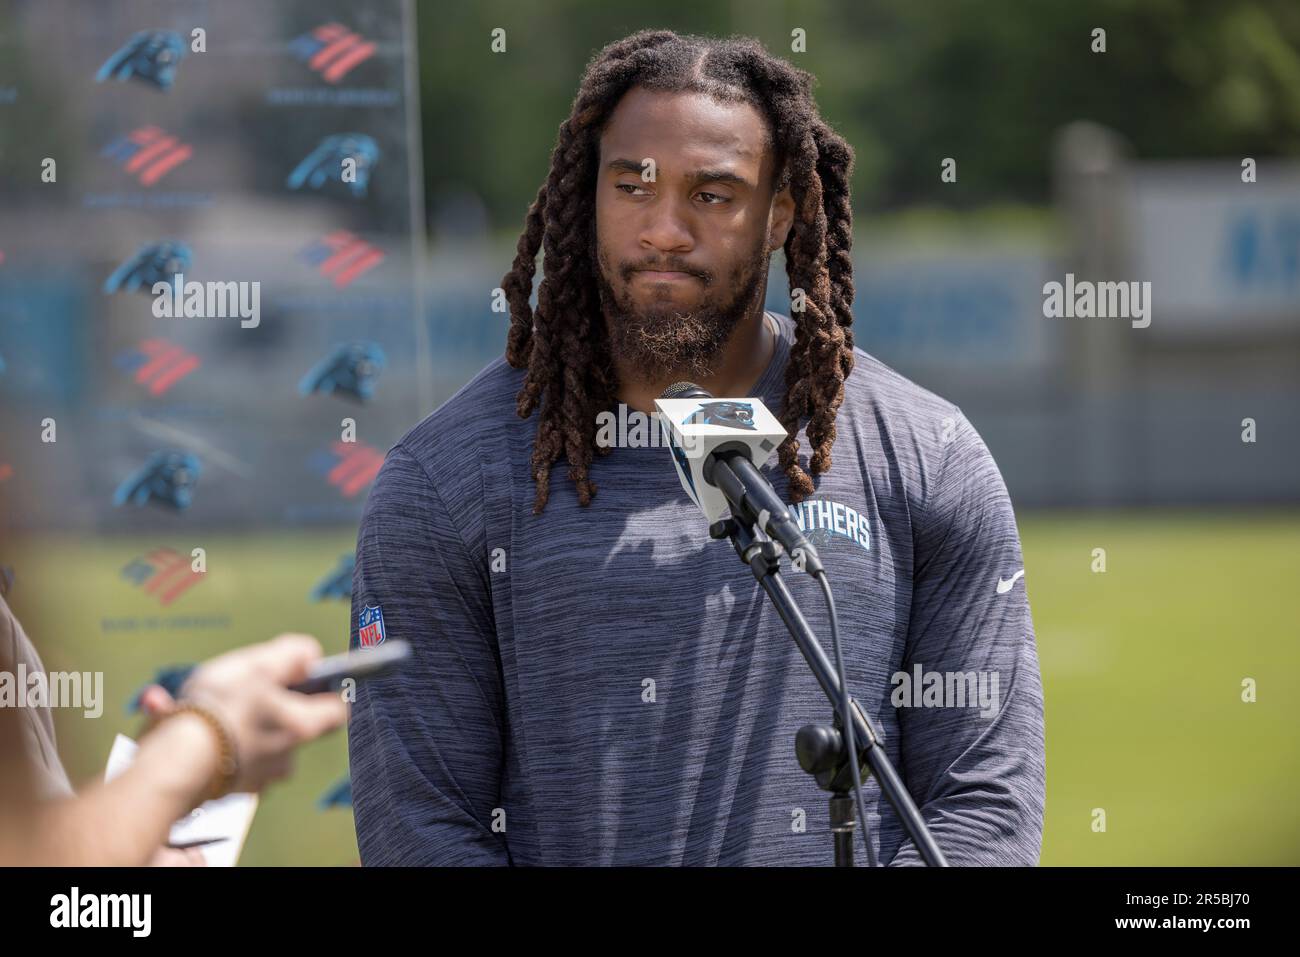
655,382,824,576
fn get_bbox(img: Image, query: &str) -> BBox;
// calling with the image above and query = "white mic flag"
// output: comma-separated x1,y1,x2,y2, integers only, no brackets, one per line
653,396,787,522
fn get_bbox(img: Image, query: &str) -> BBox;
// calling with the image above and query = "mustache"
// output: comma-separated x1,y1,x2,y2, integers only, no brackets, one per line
620,259,711,283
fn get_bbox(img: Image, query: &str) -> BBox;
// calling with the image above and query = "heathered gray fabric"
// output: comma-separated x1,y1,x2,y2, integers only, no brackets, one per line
348,310,1046,866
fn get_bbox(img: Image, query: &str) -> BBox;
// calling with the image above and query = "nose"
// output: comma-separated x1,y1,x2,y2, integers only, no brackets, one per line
638,193,695,255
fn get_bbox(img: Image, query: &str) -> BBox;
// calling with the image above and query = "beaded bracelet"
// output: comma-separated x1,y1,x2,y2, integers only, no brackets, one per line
165,700,239,801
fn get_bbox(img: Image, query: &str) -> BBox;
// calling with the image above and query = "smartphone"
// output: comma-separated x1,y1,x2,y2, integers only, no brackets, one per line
287,640,410,695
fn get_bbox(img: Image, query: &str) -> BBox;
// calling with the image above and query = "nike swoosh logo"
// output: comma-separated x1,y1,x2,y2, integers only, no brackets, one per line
996,570,1025,594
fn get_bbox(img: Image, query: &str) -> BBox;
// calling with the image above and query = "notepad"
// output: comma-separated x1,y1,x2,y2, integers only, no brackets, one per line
105,733,258,867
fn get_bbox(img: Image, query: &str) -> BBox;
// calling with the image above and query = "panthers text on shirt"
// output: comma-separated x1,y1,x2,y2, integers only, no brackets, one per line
790,497,871,550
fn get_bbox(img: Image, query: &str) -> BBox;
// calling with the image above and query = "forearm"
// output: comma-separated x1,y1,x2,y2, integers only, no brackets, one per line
24,714,220,866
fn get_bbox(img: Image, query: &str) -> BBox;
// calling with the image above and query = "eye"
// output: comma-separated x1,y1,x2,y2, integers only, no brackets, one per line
696,191,729,205
615,183,650,196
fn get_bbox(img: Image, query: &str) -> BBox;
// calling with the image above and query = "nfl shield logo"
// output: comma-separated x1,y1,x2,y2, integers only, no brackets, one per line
358,604,386,647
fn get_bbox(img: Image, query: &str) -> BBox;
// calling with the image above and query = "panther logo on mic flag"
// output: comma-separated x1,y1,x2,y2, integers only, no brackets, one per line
358,605,386,647
683,401,756,429
667,434,698,504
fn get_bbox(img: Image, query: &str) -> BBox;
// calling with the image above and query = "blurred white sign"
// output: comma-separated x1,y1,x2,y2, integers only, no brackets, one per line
1129,162,1300,330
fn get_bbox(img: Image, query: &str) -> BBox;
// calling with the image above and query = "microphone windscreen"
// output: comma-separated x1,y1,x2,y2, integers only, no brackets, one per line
661,381,712,400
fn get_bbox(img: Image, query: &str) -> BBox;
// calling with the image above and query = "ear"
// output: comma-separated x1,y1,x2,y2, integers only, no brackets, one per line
767,177,795,253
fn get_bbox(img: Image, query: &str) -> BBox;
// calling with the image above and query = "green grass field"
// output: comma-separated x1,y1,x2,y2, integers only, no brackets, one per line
6,510,1298,865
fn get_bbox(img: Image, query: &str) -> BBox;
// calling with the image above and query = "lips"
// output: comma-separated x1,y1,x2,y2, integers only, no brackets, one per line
633,269,697,281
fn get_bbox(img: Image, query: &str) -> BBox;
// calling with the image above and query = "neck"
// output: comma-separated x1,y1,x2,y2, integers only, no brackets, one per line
613,306,775,416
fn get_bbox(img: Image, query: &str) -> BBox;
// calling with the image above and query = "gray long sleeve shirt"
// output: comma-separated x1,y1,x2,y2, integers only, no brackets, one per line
348,310,1046,866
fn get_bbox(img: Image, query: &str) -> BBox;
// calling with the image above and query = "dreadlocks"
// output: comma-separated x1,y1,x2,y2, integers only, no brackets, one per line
502,30,856,514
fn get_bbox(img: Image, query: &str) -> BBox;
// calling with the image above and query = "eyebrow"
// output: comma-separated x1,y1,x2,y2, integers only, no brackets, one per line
605,157,752,189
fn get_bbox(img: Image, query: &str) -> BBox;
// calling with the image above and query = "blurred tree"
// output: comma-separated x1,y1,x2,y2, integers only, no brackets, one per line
414,0,1300,232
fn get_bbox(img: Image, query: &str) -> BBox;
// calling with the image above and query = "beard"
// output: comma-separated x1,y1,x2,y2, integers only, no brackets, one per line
595,234,770,384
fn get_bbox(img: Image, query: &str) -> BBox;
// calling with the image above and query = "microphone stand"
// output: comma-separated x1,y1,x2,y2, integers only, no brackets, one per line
709,514,948,867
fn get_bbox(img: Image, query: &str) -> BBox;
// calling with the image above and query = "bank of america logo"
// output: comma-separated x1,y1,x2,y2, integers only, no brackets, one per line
115,339,200,396
101,126,192,186
311,441,384,497
289,23,376,83
121,548,204,605
301,231,385,289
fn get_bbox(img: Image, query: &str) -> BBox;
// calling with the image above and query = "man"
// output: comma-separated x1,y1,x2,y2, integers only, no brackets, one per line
349,30,1045,865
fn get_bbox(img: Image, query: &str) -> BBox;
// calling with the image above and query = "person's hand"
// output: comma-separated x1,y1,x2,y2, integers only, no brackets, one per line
142,634,347,796
147,845,207,867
